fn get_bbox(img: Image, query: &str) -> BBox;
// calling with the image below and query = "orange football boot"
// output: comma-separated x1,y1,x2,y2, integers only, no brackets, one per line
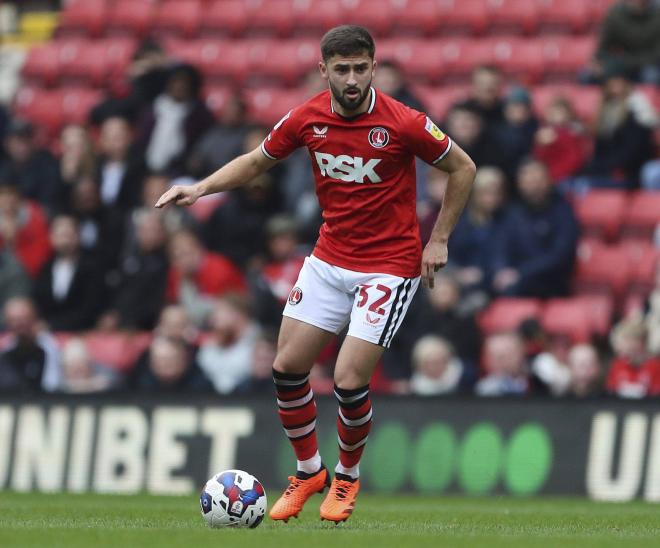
319,475,360,523
269,467,330,522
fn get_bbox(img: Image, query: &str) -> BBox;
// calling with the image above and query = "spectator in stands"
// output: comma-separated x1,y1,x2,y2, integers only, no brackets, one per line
384,271,480,382
203,126,285,268
58,124,96,190
0,171,50,277
455,65,505,126
374,60,425,111
33,215,102,331
0,250,30,329
496,87,539,178
475,332,530,396
166,229,246,326
96,115,147,211
197,294,260,394
58,337,121,394
187,94,250,179
102,210,169,331
448,166,507,296
0,297,61,392
607,317,660,397
139,172,196,234
418,168,448,246
445,103,508,174
409,335,469,396
65,175,125,277
581,64,656,188
491,158,578,298
592,0,660,85
154,304,198,345
0,118,61,207
533,96,588,184
566,343,604,398
131,335,211,392
127,39,171,111
138,63,214,175
235,329,278,394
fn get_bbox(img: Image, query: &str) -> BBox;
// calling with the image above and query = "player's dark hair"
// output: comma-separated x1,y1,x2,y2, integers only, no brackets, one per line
320,25,375,62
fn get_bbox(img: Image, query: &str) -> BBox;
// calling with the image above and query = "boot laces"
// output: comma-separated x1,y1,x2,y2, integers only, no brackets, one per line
284,476,303,497
333,480,351,500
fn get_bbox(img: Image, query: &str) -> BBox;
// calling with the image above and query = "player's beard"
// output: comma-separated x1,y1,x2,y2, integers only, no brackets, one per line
329,78,372,112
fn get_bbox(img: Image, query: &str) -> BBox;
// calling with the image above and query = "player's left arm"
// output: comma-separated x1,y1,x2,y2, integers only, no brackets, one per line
422,143,476,289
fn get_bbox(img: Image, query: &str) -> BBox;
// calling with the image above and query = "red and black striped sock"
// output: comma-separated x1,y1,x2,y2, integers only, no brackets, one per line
334,384,372,480
273,369,321,475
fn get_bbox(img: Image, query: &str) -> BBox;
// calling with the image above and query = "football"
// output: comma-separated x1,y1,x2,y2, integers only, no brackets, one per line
200,470,267,528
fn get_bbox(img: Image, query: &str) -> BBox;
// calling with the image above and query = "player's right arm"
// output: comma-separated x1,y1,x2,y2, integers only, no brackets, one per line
154,146,278,208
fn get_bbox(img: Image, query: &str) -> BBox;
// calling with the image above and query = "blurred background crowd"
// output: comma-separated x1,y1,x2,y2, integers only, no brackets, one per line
0,0,658,399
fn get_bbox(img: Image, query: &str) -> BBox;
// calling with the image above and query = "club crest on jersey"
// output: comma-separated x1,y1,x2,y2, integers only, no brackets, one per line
368,127,389,149
288,286,303,305
425,116,446,141
313,125,328,138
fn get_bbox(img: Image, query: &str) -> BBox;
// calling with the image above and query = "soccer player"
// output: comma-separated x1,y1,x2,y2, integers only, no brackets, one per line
156,25,476,523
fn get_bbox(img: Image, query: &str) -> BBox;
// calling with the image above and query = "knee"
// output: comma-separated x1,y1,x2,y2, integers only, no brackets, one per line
272,352,311,375
334,369,368,391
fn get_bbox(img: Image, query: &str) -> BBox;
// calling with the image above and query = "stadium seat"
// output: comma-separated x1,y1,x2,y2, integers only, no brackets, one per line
572,190,630,242
622,191,660,239
57,0,107,38
342,0,396,37
60,88,103,125
22,42,60,86
84,332,152,371
437,0,489,36
486,0,539,36
152,0,202,39
244,87,309,126
390,0,439,36
574,240,632,298
13,87,64,137
532,84,600,123
624,240,660,296
478,298,543,334
541,298,594,343
540,36,597,82
200,0,249,37
248,39,319,86
105,0,154,38
204,86,233,117
575,294,614,337
412,85,471,122
379,39,446,84
535,0,592,35
59,38,136,87
291,0,343,36
245,0,296,37
590,0,618,25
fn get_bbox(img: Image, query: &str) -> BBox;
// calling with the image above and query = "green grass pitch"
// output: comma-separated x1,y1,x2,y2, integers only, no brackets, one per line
1,491,660,548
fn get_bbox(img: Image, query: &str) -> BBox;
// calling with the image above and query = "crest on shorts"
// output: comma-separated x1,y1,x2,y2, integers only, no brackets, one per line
288,286,303,305
368,127,389,149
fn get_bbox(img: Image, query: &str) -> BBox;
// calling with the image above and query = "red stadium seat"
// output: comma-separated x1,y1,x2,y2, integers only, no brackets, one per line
342,0,397,37
623,239,660,296
106,0,154,38
379,39,446,84
204,86,233,117
437,0,489,36
572,190,630,242
22,42,60,86
413,85,471,121
84,332,151,371
153,0,202,39
200,0,249,37
478,298,543,334
390,0,439,36
541,298,594,343
165,39,249,84
59,38,136,87
246,0,296,37
13,87,64,137
623,191,660,239
532,84,600,123
60,88,103,125
536,0,592,34
486,0,539,36
291,0,343,36
591,0,618,24
245,87,309,126
540,36,597,82
58,0,107,38
574,240,632,298
248,39,319,86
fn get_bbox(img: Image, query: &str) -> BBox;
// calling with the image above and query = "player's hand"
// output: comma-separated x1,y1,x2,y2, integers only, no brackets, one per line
421,240,448,289
154,185,201,208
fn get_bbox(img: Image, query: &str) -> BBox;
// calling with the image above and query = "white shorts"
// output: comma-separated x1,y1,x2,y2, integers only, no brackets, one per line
283,255,420,348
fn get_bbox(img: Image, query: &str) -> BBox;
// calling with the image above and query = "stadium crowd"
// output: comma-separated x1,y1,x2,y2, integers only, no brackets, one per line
0,0,659,398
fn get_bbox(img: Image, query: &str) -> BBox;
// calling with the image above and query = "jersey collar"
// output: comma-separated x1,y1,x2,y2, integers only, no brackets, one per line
330,87,377,119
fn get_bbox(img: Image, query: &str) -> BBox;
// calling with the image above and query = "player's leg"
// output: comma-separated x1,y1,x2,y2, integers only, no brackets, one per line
320,273,420,522
270,257,352,522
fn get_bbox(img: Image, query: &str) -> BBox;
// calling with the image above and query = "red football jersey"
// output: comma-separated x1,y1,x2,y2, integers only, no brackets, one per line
261,87,452,278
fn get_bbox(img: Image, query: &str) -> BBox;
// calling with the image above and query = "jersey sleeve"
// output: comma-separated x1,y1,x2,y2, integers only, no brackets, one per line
400,108,453,166
260,108,303,161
